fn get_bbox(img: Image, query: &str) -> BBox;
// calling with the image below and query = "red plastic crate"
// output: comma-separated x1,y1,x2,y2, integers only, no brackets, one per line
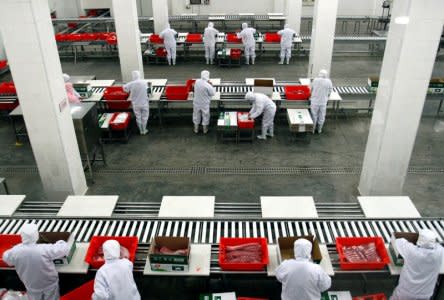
109,112,131,130
230,48,242,59
186,33,203,43
0,235,22,267
65,34,83,42
264,33,281,43
106,35,117,45
0,60,8,69
103,87,129,100
55,34,69,42
285,85,311,100
155,47,167,57
336,237,390,270
85,236,138,269
97,32,113,41
237,112,254,129
165,85,189,100
81,33,99,41
150,34,164,44
226,33,242,43
352,294,387,300
0,82,16,95
219,237,269,271
61,280,94,300
186,79,196,92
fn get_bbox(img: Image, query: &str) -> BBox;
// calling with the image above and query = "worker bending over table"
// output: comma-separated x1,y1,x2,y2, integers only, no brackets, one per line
245,92,276,140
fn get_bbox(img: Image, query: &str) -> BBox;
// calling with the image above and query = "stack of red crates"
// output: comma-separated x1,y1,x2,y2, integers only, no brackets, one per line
103,86,130,110
284,85,311,100
226,33,242,43
155,47,167,57
149,34,164,44
84,236,139,269
186,33,203,43
230,49,242,60
109,112,131,131
264,33,281,43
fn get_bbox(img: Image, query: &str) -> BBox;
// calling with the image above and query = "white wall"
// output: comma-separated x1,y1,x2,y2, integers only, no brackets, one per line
81,0,111,9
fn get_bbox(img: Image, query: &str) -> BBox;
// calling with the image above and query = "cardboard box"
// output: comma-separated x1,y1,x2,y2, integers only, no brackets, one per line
277,236,322,264
287,109,314,133
148,236,190,272
389,232,418,266
38,232,76,265
253,79,274,97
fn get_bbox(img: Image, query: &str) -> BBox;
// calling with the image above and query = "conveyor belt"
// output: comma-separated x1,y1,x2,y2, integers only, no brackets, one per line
333,86,370,95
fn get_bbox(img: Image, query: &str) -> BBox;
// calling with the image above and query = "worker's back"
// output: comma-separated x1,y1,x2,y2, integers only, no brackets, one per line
204,27,219,45
194,79,215,107
160,28,177,47
124,80,148,107
310,77,332,105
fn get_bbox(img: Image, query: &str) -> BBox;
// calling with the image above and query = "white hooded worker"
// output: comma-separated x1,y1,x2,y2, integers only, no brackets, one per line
193,70,216,134
275,239,331,300
203,22,219,65
310,69,333,134
2,223,70,300
63,73,81,104
159,23,178,66
246,91,276,140
277,24,296,65
390,229,444,300
92,240,140,300
123,70,149,135
237,23,256,65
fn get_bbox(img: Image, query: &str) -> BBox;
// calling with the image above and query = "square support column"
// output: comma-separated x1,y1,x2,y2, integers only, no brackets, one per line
112,0,144,82
274,0,285,13
285,0,302,35
308,0,338,78
55,0,83,18
0,0,87,200
359,0,444,195
152,0,169,34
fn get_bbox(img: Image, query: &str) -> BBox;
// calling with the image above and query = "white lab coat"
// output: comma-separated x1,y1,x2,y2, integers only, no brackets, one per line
204,26,219,60
310,77,332,127
3,241,69,300
390,238,444,300
237,27,256,58
278,27,296,59
249,93,276,130
159,27,177,60
124,71,149,133
92,259,140,300
276,258,331,300
193,78,216,126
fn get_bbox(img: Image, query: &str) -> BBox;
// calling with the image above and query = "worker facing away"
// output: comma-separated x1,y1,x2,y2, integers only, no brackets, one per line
237,23,256,65
124,70,149,135
278,24,296,65
159,23,178,66
203,22,219,65
276,239,331,300
193,70,216,134
63,73,81,104
2,223,70,300
92,240,141,300
245,92,276,140
310,69,333,134
390,229,444,300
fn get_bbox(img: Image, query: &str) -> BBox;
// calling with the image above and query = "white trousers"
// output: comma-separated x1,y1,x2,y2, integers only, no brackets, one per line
205,45,216,60
165,45,177,60
311,103,327,127
280,46,292,59
244,45,256,59
390,287,430,300
133,105,149,132
193,106,210,126
27,286,59,300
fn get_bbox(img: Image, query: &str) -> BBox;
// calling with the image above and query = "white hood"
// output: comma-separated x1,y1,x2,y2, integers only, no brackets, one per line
20,223,39,245
103,239,120,260
294,238,312,259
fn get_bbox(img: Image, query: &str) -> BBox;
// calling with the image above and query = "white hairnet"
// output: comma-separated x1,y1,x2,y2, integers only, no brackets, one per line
294,238,312,259
208,22,214,28
242,23,248,29
103,239,120,260
245,91,256,102
417,229,438,249
319,69,328,78
132,70,141,81
20,223,39,245
63,74,70,83
201,70,210,81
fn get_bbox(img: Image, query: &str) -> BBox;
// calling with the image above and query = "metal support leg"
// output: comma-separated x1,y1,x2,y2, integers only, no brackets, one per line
0,178,9,194
436,98,443,117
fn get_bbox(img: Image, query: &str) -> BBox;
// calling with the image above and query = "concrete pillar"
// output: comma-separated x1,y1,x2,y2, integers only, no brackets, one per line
0,0,88,200
274,0,285,13
152,0,169,34
359,0,444,195
112,0,144,82
55,0,83,18
285,0,302,34
307,0,338,78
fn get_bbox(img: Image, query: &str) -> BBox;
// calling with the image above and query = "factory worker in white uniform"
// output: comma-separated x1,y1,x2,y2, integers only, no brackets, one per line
246,92,276,140
124,70,149,135
92,240,140,300
310,69,333,134
193,70,216,134
159,23,178,66
63,73,81,104
390,229,444,300
2,223,70,300
237,23,256,65
277,24,296,65
276,239,331,300
203,22,219,65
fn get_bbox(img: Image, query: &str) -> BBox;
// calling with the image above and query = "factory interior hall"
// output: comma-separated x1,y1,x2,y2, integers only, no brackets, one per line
0,0,444,299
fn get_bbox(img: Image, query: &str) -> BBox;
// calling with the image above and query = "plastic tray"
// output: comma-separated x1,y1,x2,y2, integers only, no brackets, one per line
336,237,390,270
264,33,281,43
352,293,387,300
150,34,164,44
186,33,203,43
103,87,129,100
85,236,139,269
285,85,311,100
237,112,254,129
0,234,22,267
219,237,269,271
155,47,167,57
230,49,242,59
61,280,94,300
109,112,131,130
226,33,242,43
165,85,189,100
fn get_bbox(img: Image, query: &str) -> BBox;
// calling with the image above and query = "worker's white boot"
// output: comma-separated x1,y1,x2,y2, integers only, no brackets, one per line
318,125,323,134
203,125,209,134
251,57,255,65
266,126,274,137
257,127,267,140
278,58,284,65
172,58,176,65
206,58,209,64
245,56,249,65
286,57,290,64
167,58,171,66
194,124,199,134
210,59,214,65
